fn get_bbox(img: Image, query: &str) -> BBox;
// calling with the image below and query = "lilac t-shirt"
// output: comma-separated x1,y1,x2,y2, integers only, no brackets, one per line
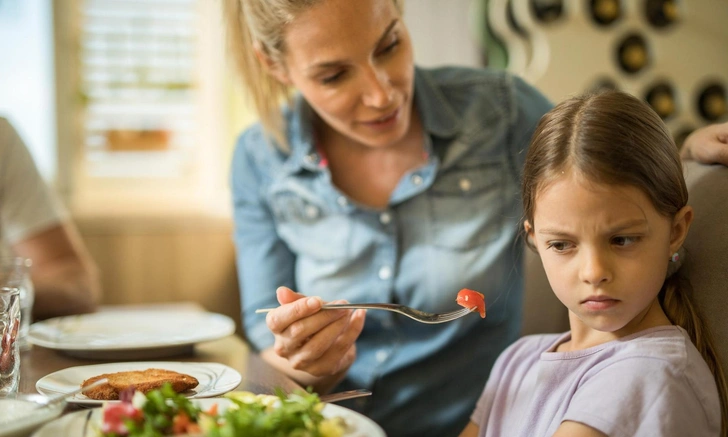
471,326,720,437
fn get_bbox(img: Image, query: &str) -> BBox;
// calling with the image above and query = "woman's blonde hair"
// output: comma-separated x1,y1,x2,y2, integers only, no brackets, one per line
223,0,404,151
522,90,728,436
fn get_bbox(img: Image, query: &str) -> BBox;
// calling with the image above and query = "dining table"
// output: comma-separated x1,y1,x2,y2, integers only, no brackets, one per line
16,302,303,411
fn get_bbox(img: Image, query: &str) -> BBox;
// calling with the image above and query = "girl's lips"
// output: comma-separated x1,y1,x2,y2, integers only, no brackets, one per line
581,296,620,311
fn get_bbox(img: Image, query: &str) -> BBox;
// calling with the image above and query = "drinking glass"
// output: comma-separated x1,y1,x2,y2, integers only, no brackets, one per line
0,286,21,395
0,257,32,351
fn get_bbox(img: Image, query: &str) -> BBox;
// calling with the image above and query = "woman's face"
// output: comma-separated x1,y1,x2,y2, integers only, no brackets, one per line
273,0,415,149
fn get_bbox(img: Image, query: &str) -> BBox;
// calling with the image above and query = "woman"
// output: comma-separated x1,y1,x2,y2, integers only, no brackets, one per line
224,1,728,435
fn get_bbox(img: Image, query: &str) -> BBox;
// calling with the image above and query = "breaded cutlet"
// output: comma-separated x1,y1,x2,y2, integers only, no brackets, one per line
81,368,199,401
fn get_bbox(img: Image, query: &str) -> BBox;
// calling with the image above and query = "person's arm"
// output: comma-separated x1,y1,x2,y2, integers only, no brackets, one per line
458,421,480,437
231,129,364,394
13,222,101,319
680,121,728,165
552,421,608,437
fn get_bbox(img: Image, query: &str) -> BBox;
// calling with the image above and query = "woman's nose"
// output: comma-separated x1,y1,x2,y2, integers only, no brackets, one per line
579,250,612,285
361,67,394,108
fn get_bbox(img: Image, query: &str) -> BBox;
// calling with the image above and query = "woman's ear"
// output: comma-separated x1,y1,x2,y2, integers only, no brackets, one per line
669,205,694,255
253,41,291,85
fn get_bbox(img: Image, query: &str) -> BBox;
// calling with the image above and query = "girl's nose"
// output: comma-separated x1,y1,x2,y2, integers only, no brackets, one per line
579,250,612,285
361,67,394,108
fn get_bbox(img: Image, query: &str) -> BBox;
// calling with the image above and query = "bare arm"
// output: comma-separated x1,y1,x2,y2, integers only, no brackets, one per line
12,222,101,320
458,421,480,437
552,421,608,437
681,121,728,165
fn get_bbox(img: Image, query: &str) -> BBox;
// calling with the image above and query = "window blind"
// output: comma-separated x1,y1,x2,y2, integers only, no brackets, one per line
79,0,199,178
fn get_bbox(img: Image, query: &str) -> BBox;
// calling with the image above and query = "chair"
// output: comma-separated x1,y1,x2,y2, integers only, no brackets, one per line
521,161,728,378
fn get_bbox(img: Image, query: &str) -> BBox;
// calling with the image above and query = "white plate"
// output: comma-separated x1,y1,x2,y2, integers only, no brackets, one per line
28,310,235,359
0,394,65,437
35,361,242,405
32,398,386,437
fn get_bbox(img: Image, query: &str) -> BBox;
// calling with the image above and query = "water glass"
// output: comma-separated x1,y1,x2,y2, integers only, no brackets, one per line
0,286,21,395
0,257,32,351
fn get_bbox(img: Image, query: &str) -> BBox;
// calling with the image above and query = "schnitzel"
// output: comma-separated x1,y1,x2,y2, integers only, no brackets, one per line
81,368,199,400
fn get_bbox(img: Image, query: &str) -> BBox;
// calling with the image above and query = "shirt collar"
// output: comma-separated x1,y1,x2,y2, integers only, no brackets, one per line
413,66,462,139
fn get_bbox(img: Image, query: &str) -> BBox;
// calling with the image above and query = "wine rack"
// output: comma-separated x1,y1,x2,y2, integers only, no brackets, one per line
485,0,728,146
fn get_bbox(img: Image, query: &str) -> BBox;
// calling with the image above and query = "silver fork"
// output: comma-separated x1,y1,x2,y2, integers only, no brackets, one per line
255,304,476,324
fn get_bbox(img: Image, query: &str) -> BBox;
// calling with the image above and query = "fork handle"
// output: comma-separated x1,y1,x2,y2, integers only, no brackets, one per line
255,304,383,314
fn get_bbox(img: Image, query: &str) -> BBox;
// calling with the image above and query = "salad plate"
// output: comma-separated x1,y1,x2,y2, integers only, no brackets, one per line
31,397,386,437
28,310,235,359
35,362,242,405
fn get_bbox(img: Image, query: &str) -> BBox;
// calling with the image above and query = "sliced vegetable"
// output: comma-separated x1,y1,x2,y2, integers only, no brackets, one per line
456,288,486,318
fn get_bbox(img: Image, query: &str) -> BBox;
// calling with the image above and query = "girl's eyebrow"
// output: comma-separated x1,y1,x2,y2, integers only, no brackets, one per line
537,219,649,237
306,19,399,72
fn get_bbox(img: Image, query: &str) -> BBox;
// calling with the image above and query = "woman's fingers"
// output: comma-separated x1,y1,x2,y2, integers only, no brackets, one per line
288,308,366,376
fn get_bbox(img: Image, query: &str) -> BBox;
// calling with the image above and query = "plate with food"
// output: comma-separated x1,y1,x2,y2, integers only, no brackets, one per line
35,361,242,405
31,386,386,437
27,310,235,359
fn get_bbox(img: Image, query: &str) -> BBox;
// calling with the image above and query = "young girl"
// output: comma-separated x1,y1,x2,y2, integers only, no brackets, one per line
460,91,727,437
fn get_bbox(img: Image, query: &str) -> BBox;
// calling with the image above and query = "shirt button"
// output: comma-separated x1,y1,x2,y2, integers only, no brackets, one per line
459,178,472,192
375,350,389,363
378,266,392,280
379,212,391,225
337,196,348,207
411,174,424,186
304,153,318,163
305,205,319,219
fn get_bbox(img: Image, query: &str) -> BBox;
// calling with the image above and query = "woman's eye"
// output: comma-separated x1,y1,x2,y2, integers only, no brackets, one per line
321,71,346,84
612,236,640,246
377,37,400,56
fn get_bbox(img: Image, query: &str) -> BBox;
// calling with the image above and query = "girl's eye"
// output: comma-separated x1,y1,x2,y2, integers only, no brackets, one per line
547,241,572,252
612,236,640,246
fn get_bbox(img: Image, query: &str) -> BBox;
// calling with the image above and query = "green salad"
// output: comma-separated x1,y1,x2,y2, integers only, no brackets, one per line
97,384,348,437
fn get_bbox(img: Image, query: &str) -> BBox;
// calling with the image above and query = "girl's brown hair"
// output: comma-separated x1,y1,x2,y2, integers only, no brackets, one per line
522,90,727,435
222,0,404,151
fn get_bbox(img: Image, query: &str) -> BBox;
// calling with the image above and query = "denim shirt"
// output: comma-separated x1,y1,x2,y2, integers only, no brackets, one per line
231,66,552,437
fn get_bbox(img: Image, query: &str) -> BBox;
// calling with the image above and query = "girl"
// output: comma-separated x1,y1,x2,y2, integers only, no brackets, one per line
460,91,727,436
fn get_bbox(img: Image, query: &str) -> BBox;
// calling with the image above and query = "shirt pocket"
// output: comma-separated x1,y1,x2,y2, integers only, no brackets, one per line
428,162,506,250
269,191,352,261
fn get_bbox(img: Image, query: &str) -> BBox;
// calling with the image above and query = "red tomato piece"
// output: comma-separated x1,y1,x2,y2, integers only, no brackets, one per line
456,288,486,318
101,402,143,434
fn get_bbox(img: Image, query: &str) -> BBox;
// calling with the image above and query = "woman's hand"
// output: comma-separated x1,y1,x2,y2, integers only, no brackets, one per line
265,287,366,381
681,121,728,165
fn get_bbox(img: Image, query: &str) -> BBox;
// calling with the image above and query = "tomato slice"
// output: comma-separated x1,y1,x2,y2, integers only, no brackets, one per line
456,288,486,318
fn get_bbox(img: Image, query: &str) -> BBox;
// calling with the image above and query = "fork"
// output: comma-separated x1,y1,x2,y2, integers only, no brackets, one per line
255,303,476,324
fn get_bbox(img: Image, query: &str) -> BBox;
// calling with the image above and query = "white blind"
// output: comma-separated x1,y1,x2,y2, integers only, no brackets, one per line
79,0,199,178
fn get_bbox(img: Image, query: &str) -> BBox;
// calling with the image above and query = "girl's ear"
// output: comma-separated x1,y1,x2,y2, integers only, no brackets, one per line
253,41,292,85
524,220,534,237
669,205,694,255
524,220,537,250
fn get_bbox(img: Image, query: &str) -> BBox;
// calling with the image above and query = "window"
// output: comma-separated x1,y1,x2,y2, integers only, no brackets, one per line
55,0,230,215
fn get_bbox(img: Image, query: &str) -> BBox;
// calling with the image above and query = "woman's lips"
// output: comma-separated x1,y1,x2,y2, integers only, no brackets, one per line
581,295,620,311
361,108,400,129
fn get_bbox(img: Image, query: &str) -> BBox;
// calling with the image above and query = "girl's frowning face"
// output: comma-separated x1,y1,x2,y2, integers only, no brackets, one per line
271,0,415,149
527,170,691,341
